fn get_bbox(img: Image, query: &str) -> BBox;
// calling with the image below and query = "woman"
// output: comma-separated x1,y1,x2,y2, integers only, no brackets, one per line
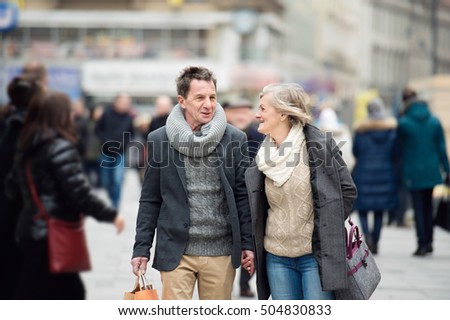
352,98,398,254
6,91,125,299
244,83,357,300
0,75,43,299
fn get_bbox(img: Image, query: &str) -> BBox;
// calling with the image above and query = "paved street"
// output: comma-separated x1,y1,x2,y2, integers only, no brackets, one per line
81,169,450,300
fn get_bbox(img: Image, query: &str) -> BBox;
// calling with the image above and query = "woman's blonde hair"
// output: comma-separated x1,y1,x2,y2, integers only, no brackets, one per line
260,83,312,126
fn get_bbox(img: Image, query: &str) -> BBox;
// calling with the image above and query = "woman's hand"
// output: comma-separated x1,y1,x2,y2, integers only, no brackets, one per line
113,214,125,234
241,250,255,276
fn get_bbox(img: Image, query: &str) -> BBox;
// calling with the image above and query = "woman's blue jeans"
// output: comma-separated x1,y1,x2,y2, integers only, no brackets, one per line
266,252,335,300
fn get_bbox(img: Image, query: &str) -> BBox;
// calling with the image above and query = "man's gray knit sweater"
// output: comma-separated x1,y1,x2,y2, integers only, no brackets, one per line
183,154,233,256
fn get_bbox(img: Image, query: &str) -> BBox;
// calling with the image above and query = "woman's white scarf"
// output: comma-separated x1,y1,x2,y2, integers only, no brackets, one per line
165,103,227,157
256,124,306,187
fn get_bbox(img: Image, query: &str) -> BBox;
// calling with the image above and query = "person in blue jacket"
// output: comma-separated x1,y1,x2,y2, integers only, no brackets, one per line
352,98,398,254
398,88,450,256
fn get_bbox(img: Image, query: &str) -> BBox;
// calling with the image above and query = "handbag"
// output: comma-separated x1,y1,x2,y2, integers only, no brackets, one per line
335,217,381,300
434,182,450,232
124,272,159,300
26,161,91,274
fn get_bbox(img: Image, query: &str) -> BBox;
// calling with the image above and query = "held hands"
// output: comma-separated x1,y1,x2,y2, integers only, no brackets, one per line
241,250,255,276
113,215,125,234
131,257,149,276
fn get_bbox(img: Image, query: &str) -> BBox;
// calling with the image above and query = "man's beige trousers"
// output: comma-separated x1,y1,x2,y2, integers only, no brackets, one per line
160,255,235,300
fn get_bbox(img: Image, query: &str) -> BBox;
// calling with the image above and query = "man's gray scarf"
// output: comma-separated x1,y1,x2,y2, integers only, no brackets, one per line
165,103,227,157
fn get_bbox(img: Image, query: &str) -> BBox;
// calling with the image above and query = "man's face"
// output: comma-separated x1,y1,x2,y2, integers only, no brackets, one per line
178,79,217,131
225,107,254,131
114,94,132,114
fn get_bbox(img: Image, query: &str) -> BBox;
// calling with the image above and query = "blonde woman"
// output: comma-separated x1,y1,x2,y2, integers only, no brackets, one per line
244,83,357,300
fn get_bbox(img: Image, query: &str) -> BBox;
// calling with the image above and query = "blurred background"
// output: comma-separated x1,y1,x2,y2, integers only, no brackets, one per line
1,0,449,137
1,0,450,300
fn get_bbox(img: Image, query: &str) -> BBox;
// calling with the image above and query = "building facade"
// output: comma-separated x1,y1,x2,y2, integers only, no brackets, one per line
362,0,450,104
0,0,286,107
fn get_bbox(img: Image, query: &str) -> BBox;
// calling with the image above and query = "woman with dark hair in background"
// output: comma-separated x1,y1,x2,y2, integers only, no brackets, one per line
0,75,43,299
6,91,125,299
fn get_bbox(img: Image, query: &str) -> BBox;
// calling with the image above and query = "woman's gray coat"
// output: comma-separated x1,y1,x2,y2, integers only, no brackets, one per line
245,124,357,299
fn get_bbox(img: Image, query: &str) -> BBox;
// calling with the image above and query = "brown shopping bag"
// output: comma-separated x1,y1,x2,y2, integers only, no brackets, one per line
124,272,159,300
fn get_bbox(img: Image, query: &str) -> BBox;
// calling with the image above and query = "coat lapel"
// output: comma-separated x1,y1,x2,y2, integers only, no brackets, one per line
173,148,188,195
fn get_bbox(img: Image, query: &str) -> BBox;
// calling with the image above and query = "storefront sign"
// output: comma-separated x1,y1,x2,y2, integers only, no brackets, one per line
0,3,19,32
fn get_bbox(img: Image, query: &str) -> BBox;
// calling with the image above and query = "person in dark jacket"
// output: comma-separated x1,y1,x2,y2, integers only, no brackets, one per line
5,91,125,299
352,98,398,254
224,98,264,298
245,83,357,300
95,92,134,208
0,75,43,299
148,95,173,134
398,88,450,256
72,99,89,158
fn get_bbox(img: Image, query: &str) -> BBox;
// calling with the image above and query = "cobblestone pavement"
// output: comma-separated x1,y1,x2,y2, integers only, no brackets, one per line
81,169,450,300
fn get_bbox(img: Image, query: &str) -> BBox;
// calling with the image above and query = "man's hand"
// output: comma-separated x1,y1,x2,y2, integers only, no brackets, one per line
241,250,255,276
131,257,149,276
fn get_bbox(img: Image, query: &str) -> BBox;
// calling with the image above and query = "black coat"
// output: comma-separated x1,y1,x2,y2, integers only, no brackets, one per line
0,109,26,299
95,107,134,156
6,132,117,244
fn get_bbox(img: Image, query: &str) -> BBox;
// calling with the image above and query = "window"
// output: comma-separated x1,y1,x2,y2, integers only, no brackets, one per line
143,29,162,58
30,28,55,58
58,28,82,59
85,28,114,58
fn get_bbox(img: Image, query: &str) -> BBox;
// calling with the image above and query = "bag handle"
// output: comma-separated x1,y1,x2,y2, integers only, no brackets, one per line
346,216,362,259
138,270,153,290
26,161,50,221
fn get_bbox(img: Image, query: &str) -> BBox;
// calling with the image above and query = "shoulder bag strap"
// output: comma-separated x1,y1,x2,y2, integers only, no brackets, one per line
26,160,50,221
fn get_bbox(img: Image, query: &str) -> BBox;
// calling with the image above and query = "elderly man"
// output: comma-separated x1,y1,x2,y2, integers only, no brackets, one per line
131,66,254,300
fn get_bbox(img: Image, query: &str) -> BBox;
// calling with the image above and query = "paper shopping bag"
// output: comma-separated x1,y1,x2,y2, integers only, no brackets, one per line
123,276,140,300
124,273,159,300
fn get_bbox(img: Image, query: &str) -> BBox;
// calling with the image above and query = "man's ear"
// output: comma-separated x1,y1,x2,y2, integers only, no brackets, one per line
177,95,185,108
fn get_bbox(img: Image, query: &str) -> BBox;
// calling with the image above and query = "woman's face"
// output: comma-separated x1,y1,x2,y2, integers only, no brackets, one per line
255,92,283,135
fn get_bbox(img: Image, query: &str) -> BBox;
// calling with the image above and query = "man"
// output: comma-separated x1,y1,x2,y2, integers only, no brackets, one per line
95,92,134,208
398,88,449,256
148,94,173,133
131,66,254,300
21,60,49,89
223,98,264,298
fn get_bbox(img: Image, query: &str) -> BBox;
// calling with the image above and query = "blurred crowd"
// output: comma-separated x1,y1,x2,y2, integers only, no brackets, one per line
0,60,449,300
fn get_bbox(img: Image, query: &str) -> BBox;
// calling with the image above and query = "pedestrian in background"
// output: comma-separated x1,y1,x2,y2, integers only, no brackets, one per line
148,94,173,134
352,98,398,254
136,95,174,184
223,98,264,298
131,66,254,300
83,105,104,188
245,83,357,300
5,91,125,299
21,60,49,90
398,88,450,256
95,92,135,208
72,99,89,159
0,75,43,299
316,101,355,172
